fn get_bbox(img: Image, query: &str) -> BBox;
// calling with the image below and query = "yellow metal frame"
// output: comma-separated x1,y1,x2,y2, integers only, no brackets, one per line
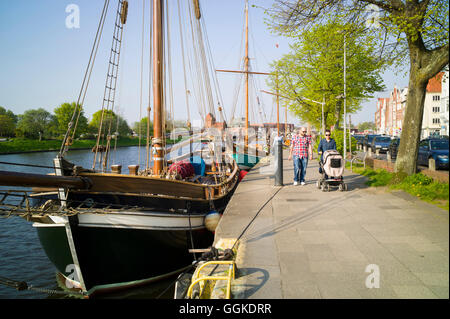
187,261,236,299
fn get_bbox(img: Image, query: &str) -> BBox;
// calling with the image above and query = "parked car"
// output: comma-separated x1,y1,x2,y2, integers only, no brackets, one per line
370,135,392,153
353,135,365,147
388,137,400,160
417,137,449,169
362,134,380,150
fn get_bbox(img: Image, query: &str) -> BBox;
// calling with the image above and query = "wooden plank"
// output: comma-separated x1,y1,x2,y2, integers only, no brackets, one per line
80,173,206,199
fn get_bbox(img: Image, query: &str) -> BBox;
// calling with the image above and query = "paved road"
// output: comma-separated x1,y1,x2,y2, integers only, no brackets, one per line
214,151,449,299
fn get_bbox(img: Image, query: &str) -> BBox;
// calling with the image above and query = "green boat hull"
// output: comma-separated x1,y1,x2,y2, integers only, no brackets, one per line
232,153,260,171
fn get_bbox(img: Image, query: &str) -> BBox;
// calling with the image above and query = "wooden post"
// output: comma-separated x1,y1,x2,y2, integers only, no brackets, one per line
128,165,139,175
111,165,122,174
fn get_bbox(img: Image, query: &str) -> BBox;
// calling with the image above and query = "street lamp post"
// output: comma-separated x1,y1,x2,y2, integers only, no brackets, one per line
343,33,347,161
297,96,325,134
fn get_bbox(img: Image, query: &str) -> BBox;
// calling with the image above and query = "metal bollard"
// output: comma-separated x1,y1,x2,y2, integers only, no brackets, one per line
275,138,283,186
387,151,391,162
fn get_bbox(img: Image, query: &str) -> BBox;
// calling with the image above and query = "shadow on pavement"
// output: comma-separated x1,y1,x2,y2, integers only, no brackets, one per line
233,267,270,299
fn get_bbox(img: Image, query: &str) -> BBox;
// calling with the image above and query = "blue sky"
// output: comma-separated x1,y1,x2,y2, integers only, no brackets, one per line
0,0,409,128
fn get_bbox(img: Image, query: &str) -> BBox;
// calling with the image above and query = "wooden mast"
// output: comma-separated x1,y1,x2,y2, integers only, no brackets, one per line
152,0,164,175
216,1,273,144
244,0,249,146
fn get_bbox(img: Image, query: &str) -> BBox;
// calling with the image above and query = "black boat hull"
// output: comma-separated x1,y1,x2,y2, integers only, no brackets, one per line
34,217,213,296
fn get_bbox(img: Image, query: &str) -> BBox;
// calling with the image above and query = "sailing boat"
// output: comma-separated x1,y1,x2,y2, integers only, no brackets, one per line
0,0,239,297
217,0,271,171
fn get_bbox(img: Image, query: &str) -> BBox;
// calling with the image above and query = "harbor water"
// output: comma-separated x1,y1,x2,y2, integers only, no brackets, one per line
0,145,202,299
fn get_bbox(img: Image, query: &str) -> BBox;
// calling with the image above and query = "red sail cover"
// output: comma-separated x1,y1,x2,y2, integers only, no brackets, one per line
168,161,195,179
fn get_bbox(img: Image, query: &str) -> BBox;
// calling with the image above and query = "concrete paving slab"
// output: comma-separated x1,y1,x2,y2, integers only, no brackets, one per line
213,150,449,299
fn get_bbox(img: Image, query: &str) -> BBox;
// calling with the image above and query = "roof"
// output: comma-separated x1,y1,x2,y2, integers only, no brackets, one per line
426,72,444,93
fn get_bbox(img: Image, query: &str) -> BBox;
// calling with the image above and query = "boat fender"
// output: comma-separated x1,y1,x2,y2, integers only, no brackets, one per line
204,211,221,232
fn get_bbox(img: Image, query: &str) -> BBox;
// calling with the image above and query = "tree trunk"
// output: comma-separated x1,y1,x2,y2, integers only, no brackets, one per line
394,66,428,175
394,35,448,176
323,111,328,133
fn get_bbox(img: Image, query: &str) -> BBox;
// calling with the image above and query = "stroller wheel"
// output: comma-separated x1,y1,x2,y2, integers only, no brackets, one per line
316,180,321,189
344,183,348,191
326,184,331,192
339,184,344,192
321,184,326,192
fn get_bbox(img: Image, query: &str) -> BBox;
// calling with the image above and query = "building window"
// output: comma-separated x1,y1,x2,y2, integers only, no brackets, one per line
432,106,440,113
433,95,440,101
432,118,441,124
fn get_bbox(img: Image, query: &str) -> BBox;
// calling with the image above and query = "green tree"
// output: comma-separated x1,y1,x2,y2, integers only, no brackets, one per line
54,102,89,137
358,121,376,131
268,21,385,134
90,110,132,137
16,108,53,140
0,115,16,137
266,0,449,176
0,106,18,123
0,106,17,137
132,117,154,137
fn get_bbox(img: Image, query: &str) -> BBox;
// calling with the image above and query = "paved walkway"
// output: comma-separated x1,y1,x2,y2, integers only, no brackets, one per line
214,150,449,299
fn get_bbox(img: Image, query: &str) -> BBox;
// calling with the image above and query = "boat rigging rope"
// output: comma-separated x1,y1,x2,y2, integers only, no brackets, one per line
60,0,110,156
93,0,127,171
177,0,191,128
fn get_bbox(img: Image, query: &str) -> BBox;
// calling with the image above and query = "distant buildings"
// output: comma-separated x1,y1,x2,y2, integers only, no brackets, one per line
422,72,444,138
440,71,449,136
375,72,447,138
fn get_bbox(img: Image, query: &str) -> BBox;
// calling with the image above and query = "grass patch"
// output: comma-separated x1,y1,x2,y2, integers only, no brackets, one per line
348,164,449,211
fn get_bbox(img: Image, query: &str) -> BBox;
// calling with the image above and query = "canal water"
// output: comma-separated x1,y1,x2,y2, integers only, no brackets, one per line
0,145,202,299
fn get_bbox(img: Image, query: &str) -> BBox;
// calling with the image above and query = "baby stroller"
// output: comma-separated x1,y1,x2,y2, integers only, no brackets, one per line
316,149,347,192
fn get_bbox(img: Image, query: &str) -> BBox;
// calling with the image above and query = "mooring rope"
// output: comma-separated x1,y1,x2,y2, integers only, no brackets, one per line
0,275,86,297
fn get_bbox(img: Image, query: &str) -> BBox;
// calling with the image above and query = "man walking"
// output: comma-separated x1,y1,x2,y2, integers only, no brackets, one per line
288,127,312,185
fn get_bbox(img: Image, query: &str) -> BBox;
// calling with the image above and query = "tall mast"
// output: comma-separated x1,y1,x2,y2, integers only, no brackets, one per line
152,0,164,175
244,0,249,146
